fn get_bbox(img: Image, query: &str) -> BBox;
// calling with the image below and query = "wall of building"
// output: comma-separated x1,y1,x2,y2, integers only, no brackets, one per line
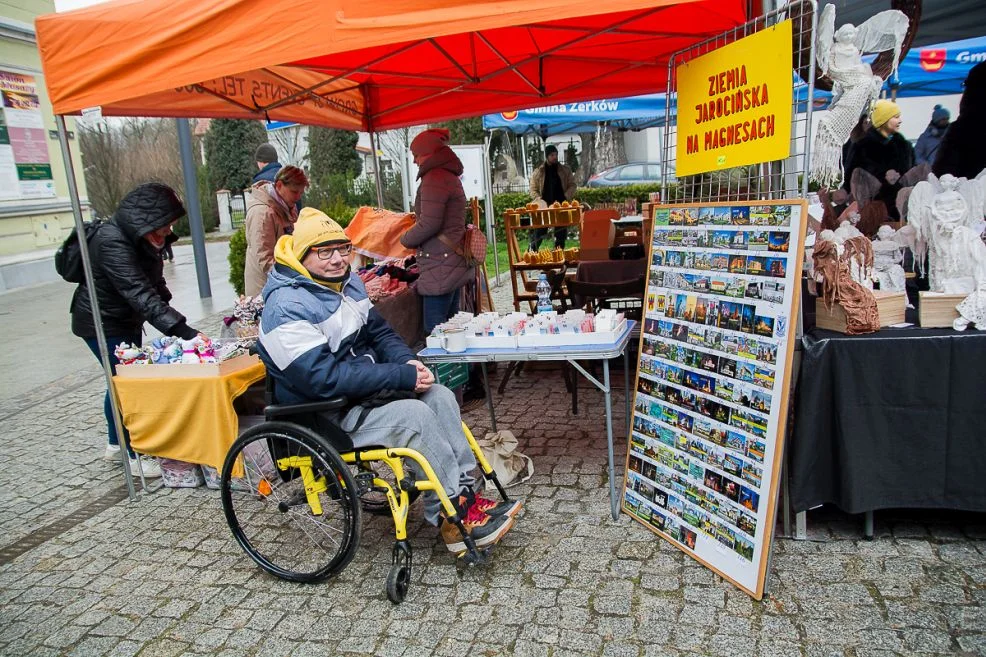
0,0,89,258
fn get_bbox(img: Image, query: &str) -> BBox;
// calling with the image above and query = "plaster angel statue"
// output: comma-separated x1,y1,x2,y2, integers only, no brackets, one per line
871,225,907,293
810,5,909,187
905,173,986,330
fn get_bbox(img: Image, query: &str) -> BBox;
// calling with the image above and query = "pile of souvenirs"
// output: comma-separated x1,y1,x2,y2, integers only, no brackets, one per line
221,295,264,341
113,335,244,366
427,308,626,349
356,256,419,301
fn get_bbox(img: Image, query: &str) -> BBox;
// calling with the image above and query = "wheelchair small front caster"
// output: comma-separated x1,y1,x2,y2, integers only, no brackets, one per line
386,541,412,604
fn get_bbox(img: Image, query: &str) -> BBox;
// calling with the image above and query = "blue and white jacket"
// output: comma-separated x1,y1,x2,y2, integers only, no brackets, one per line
257,257,418,404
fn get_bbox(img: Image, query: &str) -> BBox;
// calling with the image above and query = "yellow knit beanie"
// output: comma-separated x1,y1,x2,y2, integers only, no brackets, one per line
290,207,349,261
870,100,901,129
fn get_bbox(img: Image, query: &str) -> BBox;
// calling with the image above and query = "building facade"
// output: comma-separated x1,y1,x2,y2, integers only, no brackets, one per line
0,0,88,265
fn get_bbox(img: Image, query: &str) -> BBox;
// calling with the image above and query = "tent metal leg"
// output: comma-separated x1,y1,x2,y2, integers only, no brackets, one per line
176,118,211,299
368,129,385,208
55,115,138,501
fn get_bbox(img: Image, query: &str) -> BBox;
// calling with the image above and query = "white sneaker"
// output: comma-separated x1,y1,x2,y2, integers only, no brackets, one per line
104,444,122,461
128,455,162,479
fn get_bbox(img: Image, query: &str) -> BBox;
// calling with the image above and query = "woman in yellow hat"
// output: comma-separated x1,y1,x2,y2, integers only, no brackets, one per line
842,99,915,221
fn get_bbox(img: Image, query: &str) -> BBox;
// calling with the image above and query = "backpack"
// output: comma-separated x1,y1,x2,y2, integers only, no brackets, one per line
54,220,103,283
437,224,488,267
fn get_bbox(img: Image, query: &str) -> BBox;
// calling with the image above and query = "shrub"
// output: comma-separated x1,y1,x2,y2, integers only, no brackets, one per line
228,227,246,296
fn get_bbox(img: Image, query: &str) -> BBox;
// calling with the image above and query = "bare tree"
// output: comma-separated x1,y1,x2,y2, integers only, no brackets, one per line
78,118,185,218
266,125,308,167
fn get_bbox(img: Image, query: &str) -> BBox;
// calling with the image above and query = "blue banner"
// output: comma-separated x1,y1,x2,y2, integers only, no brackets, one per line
482,94,668,135
889,36,986,97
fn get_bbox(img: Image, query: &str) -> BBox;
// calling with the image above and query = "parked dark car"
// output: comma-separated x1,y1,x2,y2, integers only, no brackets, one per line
586,162,663,187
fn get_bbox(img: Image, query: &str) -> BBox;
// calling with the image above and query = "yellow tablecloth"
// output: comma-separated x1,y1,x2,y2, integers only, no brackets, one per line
113,361,266,472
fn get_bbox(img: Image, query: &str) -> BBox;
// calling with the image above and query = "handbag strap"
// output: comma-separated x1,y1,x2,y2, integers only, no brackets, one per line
436,232,468,259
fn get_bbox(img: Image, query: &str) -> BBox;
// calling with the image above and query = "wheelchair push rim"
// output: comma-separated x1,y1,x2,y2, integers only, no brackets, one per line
220,422,362,583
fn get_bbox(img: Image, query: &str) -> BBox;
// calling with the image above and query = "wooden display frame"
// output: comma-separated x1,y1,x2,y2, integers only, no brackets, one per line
503,206,582,311
621,200,807,600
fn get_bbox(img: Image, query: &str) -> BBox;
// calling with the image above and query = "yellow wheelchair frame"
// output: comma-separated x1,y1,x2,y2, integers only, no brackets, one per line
220,411,515,604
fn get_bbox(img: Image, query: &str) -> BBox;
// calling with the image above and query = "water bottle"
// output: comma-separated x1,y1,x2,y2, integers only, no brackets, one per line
535,273,553,314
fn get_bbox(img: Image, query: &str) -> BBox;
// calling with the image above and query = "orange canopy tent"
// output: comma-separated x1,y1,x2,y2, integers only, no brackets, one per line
35,0,754,131
34,0,755,498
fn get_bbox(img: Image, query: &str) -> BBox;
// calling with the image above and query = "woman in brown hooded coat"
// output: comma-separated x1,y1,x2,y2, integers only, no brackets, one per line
400,129,474,333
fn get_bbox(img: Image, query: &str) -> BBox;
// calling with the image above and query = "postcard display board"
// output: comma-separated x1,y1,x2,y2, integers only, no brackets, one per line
622,201,806,599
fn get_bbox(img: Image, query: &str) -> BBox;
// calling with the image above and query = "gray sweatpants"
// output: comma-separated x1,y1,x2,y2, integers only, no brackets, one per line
339,384,476,525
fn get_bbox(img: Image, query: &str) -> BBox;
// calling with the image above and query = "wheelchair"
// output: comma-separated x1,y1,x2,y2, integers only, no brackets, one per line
219,370,516,604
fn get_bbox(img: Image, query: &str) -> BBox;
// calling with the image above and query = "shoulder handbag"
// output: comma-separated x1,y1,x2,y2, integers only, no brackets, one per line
437,225,487,267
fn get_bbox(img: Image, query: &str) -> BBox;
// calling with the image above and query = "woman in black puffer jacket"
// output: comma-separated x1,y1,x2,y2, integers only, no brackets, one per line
72,183,200,472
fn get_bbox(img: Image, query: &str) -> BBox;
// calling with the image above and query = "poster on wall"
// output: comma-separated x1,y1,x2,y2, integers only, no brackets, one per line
0,70,55,200
621,200,806,599
675,20,793,177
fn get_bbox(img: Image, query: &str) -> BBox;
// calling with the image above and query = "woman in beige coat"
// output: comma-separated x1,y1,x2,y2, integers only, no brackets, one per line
244,165,308,296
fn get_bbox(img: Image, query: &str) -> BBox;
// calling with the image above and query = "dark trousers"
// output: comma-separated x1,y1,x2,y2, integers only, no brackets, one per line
422,289,461,335
83,332,141,456
529,227,568,251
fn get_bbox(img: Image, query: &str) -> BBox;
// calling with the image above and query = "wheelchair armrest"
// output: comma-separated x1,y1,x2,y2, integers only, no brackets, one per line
265,397,350,419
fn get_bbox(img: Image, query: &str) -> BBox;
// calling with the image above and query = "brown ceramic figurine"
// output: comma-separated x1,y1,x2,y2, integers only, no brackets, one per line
812,237,880,334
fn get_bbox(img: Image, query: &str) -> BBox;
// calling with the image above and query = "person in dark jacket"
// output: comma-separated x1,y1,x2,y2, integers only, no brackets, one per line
933,61,986,180
253,143,282,184
914,105,950,166
257,209,519,552
842,99,915,220
528,144,577,251
72,182,201,477
400,128,474,334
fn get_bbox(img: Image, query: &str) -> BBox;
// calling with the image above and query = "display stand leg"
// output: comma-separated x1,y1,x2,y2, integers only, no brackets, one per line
864,511,874,540
480,362,497,433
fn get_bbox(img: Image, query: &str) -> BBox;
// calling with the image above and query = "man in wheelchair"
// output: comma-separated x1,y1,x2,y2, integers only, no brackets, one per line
256,208,520,552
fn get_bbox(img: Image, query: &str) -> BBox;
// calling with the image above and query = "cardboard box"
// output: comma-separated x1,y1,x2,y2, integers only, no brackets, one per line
918,291,963,328
814,290,907,332
116,353,261,379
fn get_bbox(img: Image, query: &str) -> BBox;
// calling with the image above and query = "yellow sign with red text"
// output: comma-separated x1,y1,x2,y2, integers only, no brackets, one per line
675,20,793,177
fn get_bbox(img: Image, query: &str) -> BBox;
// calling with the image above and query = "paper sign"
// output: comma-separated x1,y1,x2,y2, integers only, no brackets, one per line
675,21,793,177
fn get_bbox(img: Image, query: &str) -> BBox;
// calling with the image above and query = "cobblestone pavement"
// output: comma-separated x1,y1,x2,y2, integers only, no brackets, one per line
1,286,985,656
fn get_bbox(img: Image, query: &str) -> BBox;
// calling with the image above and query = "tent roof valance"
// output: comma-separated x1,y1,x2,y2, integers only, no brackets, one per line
35,0,751,130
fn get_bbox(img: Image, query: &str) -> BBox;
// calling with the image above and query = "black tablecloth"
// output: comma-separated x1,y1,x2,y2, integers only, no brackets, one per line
790,325,986,514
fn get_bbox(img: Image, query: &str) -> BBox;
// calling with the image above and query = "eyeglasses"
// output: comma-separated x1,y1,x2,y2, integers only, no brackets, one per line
313,244,353,260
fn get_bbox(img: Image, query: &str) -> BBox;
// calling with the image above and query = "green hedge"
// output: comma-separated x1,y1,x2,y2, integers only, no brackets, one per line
228,227,246,296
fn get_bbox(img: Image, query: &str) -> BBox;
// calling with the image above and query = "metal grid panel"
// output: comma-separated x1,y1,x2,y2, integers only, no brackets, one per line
662,1,817,203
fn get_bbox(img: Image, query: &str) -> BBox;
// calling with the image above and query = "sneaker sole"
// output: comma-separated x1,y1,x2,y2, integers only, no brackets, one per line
103,450,122,462
445,515,516,554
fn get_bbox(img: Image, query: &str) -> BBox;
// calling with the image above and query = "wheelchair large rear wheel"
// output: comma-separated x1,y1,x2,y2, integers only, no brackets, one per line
221,421,362,583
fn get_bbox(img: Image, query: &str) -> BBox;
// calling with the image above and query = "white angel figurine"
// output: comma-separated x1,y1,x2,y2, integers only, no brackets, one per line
906,174,986,330
810,5,909,187
871,225,907,293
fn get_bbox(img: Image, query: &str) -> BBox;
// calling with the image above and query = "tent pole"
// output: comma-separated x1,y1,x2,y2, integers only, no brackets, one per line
176,118,211,298
368,128,385,208
55,115,138,501
483,132,500,284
